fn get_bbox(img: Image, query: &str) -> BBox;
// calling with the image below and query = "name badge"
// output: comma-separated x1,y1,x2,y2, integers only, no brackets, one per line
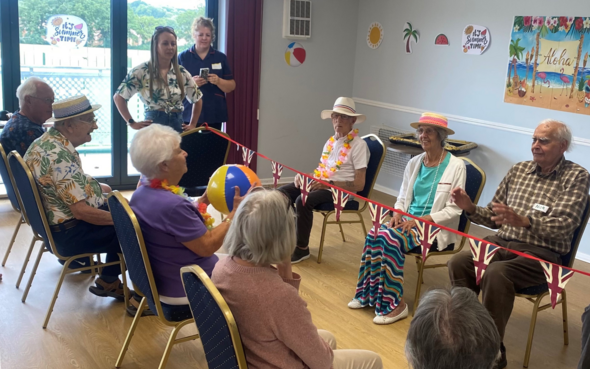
532,203,549,213
212,63,222,70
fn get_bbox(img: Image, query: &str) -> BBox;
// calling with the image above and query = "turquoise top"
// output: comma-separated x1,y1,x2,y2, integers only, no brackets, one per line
408,153,451,217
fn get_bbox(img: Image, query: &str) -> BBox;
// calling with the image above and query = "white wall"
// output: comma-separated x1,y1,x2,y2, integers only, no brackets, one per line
257,0,359,179
351,0,590,259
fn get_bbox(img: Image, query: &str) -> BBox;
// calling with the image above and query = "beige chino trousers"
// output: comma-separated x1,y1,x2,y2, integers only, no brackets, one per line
318,329,383,369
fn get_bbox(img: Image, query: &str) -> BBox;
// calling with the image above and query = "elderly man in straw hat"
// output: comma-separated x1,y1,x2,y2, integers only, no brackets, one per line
24,95,126,301
279,97,370,264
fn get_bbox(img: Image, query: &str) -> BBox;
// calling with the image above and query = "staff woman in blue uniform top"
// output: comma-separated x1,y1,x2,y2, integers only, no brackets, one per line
114,26,203,133
178,17,235,131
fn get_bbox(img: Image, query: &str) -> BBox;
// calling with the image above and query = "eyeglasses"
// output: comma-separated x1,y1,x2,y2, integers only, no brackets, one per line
154,26,175,33
30,96,55,104
331,113,352,121
74,117,98,125
416,127,437,136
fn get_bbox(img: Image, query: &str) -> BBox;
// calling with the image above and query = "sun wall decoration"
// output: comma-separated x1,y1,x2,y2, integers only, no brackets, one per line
367,22,384,49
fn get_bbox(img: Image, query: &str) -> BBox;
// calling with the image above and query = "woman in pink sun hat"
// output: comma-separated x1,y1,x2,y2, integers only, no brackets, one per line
348,112,466,325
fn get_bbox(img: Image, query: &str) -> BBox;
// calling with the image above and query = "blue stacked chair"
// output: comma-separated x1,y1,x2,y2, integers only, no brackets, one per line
408,156,486,313
107,191,198,369
7,151,127,328
181,264,249,369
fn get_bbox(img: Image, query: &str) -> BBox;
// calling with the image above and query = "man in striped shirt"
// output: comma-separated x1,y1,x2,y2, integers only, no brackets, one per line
448,120,589,369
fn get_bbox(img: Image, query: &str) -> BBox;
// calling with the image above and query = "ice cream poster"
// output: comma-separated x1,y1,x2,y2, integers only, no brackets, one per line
504,16,590,115
46,15,88,49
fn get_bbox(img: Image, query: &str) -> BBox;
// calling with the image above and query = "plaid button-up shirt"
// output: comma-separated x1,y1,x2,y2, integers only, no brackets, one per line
470,158,589,255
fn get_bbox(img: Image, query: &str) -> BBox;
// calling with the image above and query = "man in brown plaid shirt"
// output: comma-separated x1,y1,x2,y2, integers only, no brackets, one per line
448,120,589,369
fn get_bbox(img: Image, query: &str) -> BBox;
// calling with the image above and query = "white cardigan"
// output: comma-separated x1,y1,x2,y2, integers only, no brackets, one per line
394,152,467,251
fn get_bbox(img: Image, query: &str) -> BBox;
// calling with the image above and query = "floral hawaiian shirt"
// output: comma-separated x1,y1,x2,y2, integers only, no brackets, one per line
23,128,105,225
0,111,45,157
116,61,202,113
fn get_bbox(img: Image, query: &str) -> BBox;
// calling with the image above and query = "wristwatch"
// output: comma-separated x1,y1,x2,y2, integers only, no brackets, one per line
329,180,334,185
127,118,135,125
224,217,232,224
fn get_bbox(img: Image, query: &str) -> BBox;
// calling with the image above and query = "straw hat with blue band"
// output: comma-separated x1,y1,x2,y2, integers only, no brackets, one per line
320,97,366,123
47,95,102,122
410,112,455,135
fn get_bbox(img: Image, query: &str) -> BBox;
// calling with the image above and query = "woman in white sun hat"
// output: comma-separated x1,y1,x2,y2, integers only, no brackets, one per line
279,97,370,263
348,112,466,325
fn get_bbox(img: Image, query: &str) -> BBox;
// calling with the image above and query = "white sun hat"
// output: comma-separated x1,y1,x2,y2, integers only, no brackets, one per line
320,97,366,123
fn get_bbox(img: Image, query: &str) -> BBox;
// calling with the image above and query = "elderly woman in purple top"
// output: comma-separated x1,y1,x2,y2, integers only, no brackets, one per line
129,124,243,306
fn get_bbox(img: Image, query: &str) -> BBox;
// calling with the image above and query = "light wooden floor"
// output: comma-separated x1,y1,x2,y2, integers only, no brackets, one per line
0,190,589,369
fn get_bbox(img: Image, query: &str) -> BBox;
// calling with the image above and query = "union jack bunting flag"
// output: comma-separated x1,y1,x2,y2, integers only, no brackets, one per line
300,176,314,207
330,188,350,221
271,161,283,188
242,147,255,167
469,239,500,285
369,203,388,240
540,261,574,309
415,221,442,260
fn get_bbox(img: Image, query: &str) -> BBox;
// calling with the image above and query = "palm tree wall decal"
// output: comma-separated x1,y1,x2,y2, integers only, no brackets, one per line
507,38,525,89
403,22,419,54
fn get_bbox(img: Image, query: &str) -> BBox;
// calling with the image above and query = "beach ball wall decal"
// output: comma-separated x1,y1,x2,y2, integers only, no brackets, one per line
285,42,306,67
367,22,384,49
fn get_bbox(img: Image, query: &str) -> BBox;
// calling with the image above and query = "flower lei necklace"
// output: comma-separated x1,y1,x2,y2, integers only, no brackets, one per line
144,178,215,230
314,129,359,180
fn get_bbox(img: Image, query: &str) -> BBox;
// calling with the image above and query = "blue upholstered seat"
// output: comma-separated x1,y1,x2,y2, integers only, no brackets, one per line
182,265,248,369
108,191,198,368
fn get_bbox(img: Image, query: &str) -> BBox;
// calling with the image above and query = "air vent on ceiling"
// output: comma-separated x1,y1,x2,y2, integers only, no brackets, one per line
283,0,312,39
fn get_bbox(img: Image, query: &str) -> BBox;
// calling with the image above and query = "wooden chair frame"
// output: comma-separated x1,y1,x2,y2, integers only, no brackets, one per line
515,197,590,368
408,157,486,313
181,265,249,369
313,134,386,263
7,152,128,328
108,191,199,369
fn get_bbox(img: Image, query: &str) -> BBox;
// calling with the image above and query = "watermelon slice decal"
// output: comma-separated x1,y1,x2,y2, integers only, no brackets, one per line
434,34,449,46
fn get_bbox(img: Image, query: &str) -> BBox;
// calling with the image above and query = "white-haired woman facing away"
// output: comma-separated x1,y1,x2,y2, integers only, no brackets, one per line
212,189,383,369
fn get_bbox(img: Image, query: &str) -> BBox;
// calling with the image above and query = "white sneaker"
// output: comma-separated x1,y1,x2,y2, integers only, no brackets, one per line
347,299,364,309
373,304,409,325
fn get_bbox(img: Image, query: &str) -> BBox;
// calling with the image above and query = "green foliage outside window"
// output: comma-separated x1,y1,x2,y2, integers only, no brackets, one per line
19,0,205,49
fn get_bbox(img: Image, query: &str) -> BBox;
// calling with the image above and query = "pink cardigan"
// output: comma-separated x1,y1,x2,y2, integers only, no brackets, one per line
211,257,334,369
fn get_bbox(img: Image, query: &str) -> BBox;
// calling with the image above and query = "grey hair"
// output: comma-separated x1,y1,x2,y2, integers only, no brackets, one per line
16,77,46,107
224,189,296,265
539,119,572,152
415,125,448,147
405,287,501,369
129,124,181,180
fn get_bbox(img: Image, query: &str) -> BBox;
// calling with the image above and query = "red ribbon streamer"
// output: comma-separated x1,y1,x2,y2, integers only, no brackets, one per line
201,124,590,279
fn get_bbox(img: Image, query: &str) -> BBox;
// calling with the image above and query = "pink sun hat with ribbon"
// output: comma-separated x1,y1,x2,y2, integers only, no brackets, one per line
410,112,455,135
320,97,366,123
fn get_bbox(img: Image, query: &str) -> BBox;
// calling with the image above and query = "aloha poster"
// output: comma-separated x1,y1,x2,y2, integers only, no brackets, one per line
504,16,590,115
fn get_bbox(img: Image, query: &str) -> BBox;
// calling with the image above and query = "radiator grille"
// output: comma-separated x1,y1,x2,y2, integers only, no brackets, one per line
370,126,414,177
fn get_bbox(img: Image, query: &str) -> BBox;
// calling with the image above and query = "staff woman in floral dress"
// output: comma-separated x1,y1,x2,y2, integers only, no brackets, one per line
114,26,202,133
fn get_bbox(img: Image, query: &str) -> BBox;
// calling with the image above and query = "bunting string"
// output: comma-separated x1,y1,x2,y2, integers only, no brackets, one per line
199,124,590,281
